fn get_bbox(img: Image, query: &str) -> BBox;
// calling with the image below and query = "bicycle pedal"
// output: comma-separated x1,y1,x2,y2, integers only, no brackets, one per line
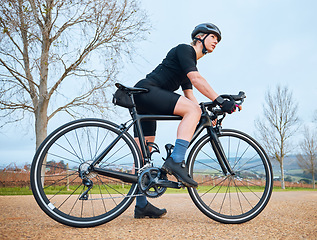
179,182,186,189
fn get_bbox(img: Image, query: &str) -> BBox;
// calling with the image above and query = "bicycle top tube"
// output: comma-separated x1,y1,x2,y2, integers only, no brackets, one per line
136,114,182,121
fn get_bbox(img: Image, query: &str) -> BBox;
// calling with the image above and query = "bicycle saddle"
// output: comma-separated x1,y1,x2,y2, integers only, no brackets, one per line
115,83,149,94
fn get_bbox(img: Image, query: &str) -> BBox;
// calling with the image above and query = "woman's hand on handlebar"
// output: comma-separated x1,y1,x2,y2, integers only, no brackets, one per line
215,96,242,114
215,96,237,114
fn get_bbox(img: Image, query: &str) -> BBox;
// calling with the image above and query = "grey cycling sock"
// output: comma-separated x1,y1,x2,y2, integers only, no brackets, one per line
170,139,190,163
136,195,147,208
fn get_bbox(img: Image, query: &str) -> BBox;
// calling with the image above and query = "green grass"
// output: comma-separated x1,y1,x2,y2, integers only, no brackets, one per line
0,185,315,196
0,186,33,195
272,187,316,192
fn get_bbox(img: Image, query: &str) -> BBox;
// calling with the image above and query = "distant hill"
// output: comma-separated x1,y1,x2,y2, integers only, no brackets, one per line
270,155,314,181
271,155,300,171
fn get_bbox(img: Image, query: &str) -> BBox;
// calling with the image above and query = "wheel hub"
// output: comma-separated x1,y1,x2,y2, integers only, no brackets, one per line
79,160,98,179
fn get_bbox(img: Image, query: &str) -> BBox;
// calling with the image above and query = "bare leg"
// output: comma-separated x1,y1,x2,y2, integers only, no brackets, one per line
173,96,201,141
161,96,201,187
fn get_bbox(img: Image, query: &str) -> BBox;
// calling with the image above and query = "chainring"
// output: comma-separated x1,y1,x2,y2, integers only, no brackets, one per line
138,167,167,198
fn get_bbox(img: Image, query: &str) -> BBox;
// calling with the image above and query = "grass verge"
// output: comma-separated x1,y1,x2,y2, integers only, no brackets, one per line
0,186,315,196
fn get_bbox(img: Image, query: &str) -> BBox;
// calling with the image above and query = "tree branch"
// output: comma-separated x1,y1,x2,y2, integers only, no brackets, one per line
0,58,32,95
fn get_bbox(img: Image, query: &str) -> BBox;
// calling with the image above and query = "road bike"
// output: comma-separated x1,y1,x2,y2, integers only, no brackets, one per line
30,83,273,227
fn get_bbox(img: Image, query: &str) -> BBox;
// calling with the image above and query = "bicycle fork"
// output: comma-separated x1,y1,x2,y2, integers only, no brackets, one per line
207,127,235,176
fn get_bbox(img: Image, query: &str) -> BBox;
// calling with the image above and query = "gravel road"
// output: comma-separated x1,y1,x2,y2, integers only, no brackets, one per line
0,191,316,239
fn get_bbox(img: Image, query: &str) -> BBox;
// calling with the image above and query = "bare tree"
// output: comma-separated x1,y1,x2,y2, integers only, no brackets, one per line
255,85,299,189
0,0,149,149
297,127,317,189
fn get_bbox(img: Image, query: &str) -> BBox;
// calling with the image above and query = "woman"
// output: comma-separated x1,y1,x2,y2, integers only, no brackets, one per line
133,23,237,219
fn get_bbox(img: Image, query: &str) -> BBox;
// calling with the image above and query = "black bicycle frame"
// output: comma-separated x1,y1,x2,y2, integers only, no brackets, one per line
90,104,234,183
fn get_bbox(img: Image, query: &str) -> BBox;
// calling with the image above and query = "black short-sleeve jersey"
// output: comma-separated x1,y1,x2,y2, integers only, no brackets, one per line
145,44,197,92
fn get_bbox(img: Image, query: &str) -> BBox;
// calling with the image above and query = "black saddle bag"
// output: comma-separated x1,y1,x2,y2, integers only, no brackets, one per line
112,89,134,108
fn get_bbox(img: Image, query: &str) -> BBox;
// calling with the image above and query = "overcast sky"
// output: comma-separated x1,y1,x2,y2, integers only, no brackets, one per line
1,0,316,167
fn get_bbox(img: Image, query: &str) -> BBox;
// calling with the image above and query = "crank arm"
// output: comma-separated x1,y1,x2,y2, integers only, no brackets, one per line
155,179,183,189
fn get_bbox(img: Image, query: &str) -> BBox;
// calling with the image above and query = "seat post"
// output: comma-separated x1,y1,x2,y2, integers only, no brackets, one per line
129,103,150,163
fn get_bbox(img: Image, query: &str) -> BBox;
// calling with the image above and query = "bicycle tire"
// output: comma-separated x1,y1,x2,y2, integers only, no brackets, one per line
187,129,273,224
30,118,142,227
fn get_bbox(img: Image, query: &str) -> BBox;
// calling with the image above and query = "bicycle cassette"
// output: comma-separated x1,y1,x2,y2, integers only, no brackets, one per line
138,167,167,198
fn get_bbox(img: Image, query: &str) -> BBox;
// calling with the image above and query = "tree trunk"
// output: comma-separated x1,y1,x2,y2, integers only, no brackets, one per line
35,99,48,187
280,159,285,189
35,100,48,150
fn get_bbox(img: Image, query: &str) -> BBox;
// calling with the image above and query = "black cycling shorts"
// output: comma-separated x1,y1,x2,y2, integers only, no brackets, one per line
133,79,181,137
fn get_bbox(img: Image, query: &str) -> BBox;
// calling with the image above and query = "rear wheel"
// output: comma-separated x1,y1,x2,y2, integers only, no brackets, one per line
187,129,273,224
30,119,142,227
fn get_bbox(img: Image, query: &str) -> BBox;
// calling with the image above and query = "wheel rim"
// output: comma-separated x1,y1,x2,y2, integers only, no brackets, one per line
32,120,140,225
189,131,272,222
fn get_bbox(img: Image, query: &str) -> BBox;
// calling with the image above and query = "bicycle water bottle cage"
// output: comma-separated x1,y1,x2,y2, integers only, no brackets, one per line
162,144,174,161
146,141,160,160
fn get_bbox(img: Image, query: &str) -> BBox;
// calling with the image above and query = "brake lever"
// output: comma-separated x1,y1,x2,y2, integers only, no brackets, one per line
235,98,245,111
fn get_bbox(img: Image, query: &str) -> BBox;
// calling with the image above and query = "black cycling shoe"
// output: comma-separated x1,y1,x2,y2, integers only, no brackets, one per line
161,157,198,188
134,202,167,219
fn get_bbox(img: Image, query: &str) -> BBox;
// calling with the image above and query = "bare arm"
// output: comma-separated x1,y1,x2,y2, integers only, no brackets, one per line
187,71,219,101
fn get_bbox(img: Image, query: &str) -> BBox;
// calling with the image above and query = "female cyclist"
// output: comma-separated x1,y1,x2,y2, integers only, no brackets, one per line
133,23,237,219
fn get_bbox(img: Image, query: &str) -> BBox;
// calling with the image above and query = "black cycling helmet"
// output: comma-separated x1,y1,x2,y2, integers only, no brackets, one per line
191,23,222,42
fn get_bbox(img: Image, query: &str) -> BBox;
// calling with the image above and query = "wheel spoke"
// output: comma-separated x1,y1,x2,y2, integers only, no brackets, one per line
75,129,84,160
64,134,84,163
232,144,250,170
99,143,129,167
54,142,83,162
195,175,224,185
207,177,227,208
87,129,93,161
233,139,241,168
200,175,228,198
97,176,119,206
203,144,220,165
237,163,264,172
219,177,232,214
195,160,223,173
68,185,84,215
48,175,80,201
233,178,244,214
235,178,262,199
58,183,83,210
47,152,80,166
235,152,258,172
43,171,78,190
93,130,110,160
97,181,107,213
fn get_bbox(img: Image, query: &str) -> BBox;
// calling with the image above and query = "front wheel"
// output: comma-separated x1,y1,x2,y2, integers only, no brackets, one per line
30,118,142,227
187,129,273,224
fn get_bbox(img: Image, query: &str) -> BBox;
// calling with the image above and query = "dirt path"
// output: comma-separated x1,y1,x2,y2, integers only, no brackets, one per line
0,191,316,240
